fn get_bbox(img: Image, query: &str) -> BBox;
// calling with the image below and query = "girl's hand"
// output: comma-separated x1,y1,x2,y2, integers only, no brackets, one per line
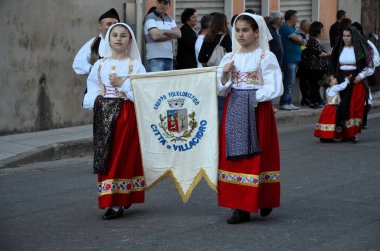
345,74,353,81
223,60,235,74
109,73,124,87
353,75,362,84
221,60,234,85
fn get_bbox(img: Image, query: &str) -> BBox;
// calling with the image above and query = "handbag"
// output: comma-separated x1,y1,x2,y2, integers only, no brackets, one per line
207,34,227,66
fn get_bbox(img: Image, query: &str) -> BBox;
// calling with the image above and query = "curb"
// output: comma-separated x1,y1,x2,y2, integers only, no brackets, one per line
0,138,93,169
1,100,379,169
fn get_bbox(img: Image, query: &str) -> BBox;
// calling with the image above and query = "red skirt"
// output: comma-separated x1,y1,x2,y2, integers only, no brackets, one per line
342,82,365,138
218,99,280,213
314,105,338,139
97,100,145,209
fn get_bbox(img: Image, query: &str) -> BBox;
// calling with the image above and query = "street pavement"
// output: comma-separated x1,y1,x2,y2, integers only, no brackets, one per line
0,117,379,250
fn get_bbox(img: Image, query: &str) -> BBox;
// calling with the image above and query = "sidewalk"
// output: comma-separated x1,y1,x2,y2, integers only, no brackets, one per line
1,98,380,169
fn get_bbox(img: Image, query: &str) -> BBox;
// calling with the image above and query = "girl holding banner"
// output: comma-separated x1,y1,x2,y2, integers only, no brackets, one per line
217,13,283,224
83,23,146,220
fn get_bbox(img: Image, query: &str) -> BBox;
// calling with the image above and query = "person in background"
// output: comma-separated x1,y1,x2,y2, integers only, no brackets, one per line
329,10,346,48
217,13,282,224
176,8,198,69
279,10,305,111
300,21,330,108
268,11,284,65
83,23,146,220
195,14,213,68
73,8,120,75
330,26,374,143
314,74,351,142
144,0,181,72
351,22,380,129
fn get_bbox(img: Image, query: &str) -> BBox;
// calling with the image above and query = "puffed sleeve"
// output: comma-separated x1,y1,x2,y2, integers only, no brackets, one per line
119,59,146,102
256,51,284,102
83,59,102,109
216,52,234,96
72,37,95,75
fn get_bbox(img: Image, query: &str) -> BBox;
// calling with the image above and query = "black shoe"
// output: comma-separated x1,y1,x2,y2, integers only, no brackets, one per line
123,204,131,210
227,210,250,224
102,207,124,220
351,136,359,144
260,208,273,217
320,138,335,143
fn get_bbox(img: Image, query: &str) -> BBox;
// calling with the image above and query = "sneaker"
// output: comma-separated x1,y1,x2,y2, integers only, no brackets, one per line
227,209,250,224
279,104,293,111
289,104,300,110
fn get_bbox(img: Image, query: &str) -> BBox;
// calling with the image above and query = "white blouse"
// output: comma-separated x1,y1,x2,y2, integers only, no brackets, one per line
217,48,283,102
83,58,146,109
72,34,107,75
326,79,349,105
339,47,374,79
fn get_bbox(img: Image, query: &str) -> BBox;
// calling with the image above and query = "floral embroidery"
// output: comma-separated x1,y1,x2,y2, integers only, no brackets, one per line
98,177,145,196
218,170,280,187
232,71,263,86
315,123,336,132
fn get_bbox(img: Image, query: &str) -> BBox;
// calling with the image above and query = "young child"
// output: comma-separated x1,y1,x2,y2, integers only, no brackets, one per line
83,23,146,220
217,13,283,224
314,74,351,142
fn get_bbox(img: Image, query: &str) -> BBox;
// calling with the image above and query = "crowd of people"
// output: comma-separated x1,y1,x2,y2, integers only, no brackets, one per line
72,0,379,222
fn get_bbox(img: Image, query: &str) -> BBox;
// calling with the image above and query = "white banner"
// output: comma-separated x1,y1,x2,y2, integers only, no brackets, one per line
130,67,218,202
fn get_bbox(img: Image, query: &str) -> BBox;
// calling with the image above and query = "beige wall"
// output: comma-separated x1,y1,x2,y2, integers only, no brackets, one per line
319,0,337,40
0,0,125,135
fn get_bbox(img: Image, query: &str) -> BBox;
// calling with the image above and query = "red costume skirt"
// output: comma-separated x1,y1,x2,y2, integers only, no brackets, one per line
341,82,365,138
314,105,339,139
97,100,145,209
218,99,280,213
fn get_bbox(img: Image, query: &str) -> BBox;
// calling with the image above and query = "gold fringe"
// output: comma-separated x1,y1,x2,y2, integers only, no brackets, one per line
145,169,217,203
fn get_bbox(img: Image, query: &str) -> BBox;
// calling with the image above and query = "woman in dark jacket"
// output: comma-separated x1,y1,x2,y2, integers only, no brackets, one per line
198,12,232,66
300,21,330,108
176,8,198,69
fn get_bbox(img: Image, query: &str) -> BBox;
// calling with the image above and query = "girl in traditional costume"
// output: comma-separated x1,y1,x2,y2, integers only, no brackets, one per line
330,26,374,143
83,23,146,220
217,13,283,224
314,74,351,142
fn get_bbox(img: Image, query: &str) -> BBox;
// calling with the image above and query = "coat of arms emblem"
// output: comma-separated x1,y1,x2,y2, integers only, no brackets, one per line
158,98,197,142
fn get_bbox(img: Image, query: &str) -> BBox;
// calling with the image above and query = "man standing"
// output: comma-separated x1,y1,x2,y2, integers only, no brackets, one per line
144,0,181,72
279,10,304,111
268,11,284,66
329,10,346,48
72,8,120,75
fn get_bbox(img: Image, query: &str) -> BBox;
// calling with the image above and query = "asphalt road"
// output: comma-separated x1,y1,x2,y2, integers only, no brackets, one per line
1,118,380,250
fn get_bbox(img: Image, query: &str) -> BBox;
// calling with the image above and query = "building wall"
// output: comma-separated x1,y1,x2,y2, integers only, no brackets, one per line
338,0,361,23
319,0,337,41
0,0,130,134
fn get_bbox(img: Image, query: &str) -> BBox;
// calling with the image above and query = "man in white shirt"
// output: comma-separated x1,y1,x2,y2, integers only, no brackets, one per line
144,0,181,72
72,8,120,75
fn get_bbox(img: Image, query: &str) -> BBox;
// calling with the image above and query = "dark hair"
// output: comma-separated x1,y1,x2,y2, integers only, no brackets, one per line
337,10,346,20
319,74,334,88
204,12,229,43
245,9,256,14
235,14,259,31
284,10,297,21
351,22,365,38
231,14,238,26
339,18,352,33
181,8,196,24
309,21,324,37
201,14,213,30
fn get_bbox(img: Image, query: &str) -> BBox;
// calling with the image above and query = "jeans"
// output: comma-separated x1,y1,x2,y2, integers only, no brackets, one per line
145,58,173,72
280,63,298,106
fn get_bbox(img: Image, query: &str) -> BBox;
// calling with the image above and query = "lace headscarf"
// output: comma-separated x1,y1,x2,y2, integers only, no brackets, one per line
231,13,272,52
103,22,141,61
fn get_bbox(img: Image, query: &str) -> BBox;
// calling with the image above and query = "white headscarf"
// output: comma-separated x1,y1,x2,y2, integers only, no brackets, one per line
232,13,273,52
103,22,141,61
